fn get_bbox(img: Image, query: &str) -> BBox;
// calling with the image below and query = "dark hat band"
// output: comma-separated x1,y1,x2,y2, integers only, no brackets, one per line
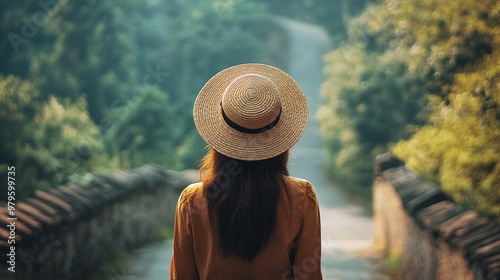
220,103,281,134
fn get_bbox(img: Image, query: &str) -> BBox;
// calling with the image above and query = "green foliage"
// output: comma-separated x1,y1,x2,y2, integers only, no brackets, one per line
141,0,270,157
318,17,425,189
117,0,270,170
104,86,178,170
319,0,499,222
381,0,498,100
174,130,207,170
0,75,111,201
34,1,139,122
0,0,272,200
0,75,39,164
393,48,500,222
388,0,500,222
28,96,112,184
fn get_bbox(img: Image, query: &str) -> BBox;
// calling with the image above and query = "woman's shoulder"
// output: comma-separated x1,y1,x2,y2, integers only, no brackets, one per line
183,182,204,194
283,176,317,201
282,177,319,218
283,176,314,191
178,182,204,206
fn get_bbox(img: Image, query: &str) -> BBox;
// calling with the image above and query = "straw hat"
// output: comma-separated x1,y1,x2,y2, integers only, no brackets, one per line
193,63,309,161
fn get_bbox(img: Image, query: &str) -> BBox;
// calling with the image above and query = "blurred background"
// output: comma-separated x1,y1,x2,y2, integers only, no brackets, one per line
2,0,498,225
0,0,377,205
0,0,499,278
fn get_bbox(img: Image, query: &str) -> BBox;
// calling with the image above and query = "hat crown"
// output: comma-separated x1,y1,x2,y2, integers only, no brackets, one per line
221,74,281,130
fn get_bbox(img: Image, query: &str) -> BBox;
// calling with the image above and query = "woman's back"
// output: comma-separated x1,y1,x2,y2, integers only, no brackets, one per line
170,176,321,280
170,63,322,279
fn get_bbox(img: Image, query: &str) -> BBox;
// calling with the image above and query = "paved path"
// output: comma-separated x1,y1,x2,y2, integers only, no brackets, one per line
121,18,391,280
278,17,390,280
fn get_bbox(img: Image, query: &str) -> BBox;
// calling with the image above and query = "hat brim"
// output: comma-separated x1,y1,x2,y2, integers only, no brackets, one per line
193,63,309,161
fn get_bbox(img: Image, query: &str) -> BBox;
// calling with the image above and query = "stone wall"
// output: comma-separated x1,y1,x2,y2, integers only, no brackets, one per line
373,154,499,280
0,165,197,280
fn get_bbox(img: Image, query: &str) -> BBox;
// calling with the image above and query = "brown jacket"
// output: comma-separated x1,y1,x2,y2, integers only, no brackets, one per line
170,176,322,280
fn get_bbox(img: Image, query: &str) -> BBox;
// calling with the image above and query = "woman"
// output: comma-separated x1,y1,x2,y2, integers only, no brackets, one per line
170,63,322,279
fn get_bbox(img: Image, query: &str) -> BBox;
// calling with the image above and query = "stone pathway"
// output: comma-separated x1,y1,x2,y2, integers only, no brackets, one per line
121,17,392,280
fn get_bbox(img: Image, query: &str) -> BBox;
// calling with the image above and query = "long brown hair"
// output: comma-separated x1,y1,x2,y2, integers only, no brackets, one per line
200,148,289,261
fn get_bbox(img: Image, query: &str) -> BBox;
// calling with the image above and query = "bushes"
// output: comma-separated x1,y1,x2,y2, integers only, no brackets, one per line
389,0,500,222
319,0,499,221
104,86,178,170
0,76,111,200
318,6,425,190
393,50,500,222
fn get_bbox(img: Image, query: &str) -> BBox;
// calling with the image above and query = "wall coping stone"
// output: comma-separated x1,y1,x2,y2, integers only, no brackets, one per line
0,164,198,247
375,153,500,279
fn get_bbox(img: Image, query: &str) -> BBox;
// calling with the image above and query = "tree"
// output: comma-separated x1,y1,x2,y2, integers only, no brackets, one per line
393,48,500,222
0,0,274,198
127,0,271,167
0,75,111,201
318,0,499,221
104,86,179,169
29,0,139,123
318,5,425,191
